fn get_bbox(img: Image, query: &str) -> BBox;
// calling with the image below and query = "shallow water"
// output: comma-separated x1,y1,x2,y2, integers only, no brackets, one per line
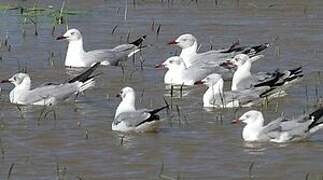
0,0,323,179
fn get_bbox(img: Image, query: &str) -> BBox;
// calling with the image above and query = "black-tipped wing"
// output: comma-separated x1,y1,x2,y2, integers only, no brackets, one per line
130,35,147,46
308,107,323,130
114,105,167,127
68,62,100,83
114,110,154,127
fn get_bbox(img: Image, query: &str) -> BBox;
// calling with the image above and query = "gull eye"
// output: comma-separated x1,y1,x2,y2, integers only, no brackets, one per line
71,32,75,35
169,60,173,63
13,77,17,81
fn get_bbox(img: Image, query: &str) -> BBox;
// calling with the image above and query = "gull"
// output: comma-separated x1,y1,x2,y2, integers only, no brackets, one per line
112,87,168,133
168,33,270,67
194,73,278,108
232,108,323,143
155,56,230,86
223,54,303,91
57,28,146,67
1,63,99,106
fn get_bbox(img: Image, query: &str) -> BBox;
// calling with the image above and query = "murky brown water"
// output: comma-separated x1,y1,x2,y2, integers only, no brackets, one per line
0,0,323,179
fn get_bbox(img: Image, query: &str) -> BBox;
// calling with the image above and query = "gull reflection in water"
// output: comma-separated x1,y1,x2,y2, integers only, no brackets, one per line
243,142,267,155
163,84,194,98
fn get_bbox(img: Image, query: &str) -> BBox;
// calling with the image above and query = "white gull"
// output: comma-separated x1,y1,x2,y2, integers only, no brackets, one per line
1,63,99,106
232,108,323,143
57,28,146,68
113,87,168,133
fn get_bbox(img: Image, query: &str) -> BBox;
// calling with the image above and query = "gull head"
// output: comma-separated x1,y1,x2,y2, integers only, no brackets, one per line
234,110,264,125
230,54,249,67
161,56,186,69
228,54,264,68
195,73,222,87
168,34,197,49
1,73,31,87
116,87,135,100
56,28,82,41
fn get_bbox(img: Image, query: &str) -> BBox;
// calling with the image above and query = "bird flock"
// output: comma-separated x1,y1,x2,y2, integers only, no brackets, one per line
1,28,323,143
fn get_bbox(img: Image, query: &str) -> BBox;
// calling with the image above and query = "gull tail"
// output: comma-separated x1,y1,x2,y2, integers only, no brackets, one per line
68,62,100,83
308,107,323,134
130,35,147,46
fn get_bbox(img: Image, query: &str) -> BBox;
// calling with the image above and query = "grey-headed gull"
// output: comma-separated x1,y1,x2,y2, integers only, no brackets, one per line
155,56,230,86
112,87,168,133
57,28,146,67
194,73,276,108
168,33,270,67
1,63,99,106
232,108,323,143
224,54,303,91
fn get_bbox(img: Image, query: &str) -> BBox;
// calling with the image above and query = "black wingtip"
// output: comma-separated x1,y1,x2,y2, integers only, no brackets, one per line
308,107,323,130
247,42,271,56
149,98,169,115
227,40,240,52
259,87,276,98
130,35,147,46
309,107,323,121
289,66,303,75
254,71,281,88
68,62,100,83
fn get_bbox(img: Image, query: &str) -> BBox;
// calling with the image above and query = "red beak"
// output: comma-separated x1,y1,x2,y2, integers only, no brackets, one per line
194,80,204,85
56,35,66,40
231,118,240,124
167,39,177,45
155,61,165,68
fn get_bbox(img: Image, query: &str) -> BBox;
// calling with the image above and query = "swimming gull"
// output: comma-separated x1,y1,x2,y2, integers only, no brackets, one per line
232,108,323,143
1,63,100,106
113,87,168,133
194,73,282,108
223,54,303,91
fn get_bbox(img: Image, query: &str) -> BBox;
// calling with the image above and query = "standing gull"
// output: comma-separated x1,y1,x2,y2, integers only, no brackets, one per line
57,28,146,67
232,108,323,143
168,33,270,67
155,56,229,86
112,87,168,133
1,63,99,106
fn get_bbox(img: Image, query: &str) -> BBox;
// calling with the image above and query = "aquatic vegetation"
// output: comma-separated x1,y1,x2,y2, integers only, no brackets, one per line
0,1,86,25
